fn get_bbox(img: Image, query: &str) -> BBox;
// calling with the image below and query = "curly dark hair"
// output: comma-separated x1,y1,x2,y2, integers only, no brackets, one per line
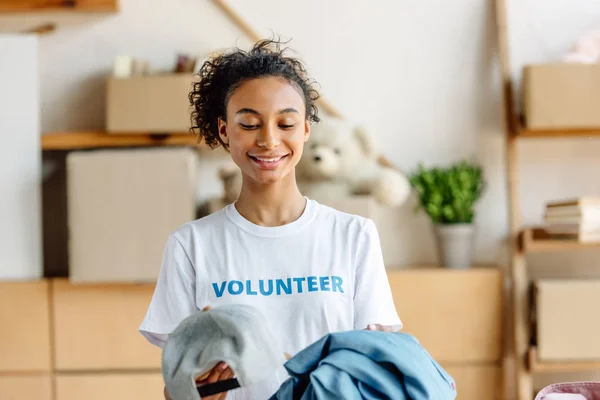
189,38,321,149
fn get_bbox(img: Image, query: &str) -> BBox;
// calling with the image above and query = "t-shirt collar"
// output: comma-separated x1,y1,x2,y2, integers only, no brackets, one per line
225,197,316,238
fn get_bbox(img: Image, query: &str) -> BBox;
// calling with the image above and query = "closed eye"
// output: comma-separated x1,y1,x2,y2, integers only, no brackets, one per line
279,124,295,129
240,123,259,130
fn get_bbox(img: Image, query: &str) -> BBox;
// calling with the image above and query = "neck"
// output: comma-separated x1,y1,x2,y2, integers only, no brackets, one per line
234,171,307,227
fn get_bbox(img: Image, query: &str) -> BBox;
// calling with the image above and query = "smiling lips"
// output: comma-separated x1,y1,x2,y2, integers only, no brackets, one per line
248,154,289,169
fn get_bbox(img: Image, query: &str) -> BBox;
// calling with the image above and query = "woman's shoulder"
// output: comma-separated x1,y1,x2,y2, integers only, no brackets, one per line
169,207,229,242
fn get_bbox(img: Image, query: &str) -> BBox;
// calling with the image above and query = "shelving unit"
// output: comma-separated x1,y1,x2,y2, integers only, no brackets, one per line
0,0,118,13
41,131,207,151
494,1,600,399
528,348,600,373
520,228,600,253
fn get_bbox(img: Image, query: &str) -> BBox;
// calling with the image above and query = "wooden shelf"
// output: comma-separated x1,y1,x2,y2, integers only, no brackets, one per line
528,348,600,372
520,228,600,253
516,125,600,139
41,131,209,151
0,0,118,13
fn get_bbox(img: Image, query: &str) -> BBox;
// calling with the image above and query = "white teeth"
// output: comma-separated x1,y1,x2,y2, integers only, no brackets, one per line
254,156,283,163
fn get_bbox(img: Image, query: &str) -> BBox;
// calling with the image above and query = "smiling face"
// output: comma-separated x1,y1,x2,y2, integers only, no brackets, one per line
218,77,310,186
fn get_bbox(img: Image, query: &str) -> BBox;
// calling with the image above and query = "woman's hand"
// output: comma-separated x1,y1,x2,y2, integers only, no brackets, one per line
162,363,234,400
195,362,235,400
364,324,395,332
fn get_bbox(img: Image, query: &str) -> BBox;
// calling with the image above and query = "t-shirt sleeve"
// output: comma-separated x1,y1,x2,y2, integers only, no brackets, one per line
138,233,198,348
352,219,402,331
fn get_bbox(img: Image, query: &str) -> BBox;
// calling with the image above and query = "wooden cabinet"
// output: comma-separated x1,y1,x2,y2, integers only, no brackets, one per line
51,279,161,371
444,365,502,400
55,373,164,400
0,0,118,12
0,374,52,400
387,267,503,363
387,267,504,398
0,272,504,399
0,281,51,372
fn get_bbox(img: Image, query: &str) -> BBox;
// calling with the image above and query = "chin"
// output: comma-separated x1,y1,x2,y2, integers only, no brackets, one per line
251,171,287,185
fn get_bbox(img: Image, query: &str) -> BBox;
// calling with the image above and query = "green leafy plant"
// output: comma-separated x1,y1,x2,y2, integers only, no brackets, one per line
409,160,485,224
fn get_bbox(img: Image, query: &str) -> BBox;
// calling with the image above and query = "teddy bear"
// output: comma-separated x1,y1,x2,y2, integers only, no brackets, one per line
197,162,243,218
297,116,411,208
564,29,600,63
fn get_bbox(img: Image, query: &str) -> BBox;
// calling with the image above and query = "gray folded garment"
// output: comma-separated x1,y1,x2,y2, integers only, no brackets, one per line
162,303,286,399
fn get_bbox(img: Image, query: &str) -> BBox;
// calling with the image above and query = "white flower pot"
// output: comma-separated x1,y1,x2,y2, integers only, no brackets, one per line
434,223,475,269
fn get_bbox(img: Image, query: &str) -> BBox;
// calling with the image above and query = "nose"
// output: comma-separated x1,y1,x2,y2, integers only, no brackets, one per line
256,124,280,149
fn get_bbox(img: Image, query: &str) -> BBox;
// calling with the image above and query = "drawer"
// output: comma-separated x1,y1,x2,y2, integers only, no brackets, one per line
444,364,502,400
52,279,162,370
0,374,52,400
387,267,503,363
56,373,165,400
0,281,51,372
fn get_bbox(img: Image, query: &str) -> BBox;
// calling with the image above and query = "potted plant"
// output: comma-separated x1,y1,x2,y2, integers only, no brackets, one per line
409,159,486,269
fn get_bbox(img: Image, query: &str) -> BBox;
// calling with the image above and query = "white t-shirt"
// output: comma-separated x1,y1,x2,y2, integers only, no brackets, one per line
139,198,402,399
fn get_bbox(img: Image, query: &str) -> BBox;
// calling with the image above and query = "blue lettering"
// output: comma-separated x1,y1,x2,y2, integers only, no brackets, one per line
212,276,343,297
276,278,292,295
293,277,305,293
246,280,257,295
332,276,344,293
228,280,243,295
259,279,273,296
307,276,318,292
212,281,227,298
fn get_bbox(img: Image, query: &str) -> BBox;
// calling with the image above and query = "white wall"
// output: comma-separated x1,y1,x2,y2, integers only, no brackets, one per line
0,34,42,279
2,0,600,393
1,0,599,266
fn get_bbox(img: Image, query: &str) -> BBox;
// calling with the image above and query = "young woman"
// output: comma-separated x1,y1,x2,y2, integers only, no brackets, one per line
139,38,402,400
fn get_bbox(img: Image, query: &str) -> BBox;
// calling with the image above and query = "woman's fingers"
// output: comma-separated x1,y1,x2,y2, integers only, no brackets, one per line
365,324,394,332
220,367,234,381
205,362,229,384
195,362,234,400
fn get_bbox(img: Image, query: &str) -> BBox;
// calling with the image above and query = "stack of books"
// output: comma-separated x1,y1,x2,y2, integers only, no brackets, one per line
543,197,600,242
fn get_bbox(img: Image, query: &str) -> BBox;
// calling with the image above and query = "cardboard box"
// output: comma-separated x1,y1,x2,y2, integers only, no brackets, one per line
535,279,600,361
67,147,197,282
52,279,162,370
387,267,503,363
106,74,195,133
522,63,600,130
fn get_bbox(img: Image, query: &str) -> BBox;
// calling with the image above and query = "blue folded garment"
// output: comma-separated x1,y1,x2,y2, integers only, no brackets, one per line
269,330,456,400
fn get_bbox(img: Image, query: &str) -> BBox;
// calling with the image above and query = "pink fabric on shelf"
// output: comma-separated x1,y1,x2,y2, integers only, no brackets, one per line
535,382,600,400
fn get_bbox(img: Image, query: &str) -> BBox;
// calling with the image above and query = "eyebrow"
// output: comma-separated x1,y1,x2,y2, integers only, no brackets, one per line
235,107,299,116
278,108,299,115
236,108,260,116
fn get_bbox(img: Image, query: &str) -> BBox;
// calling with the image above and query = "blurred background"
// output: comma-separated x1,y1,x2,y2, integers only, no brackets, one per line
2,0,600,399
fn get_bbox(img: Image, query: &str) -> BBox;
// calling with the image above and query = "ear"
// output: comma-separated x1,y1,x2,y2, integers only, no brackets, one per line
218,117,229,146
304,120,311,143
353,125,376,158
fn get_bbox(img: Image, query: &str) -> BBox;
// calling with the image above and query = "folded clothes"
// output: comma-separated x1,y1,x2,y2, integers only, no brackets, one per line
269,330,456,400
